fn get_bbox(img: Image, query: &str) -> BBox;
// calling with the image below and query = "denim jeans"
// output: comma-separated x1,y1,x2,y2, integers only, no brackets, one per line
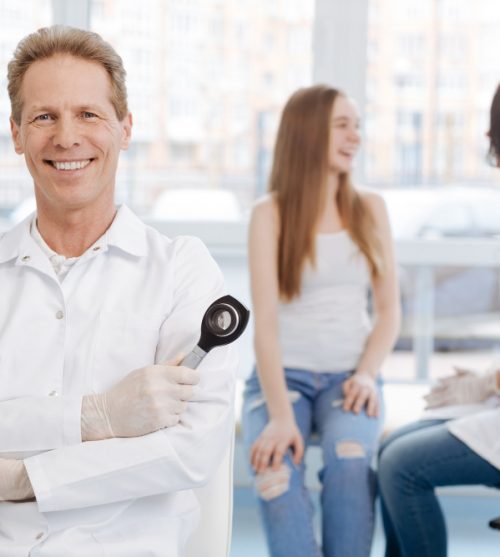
242,368,383,557
378,419,500,557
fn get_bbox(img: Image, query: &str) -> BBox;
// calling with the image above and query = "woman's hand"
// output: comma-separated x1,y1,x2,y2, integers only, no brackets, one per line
342,372,379,417
250,417,304,473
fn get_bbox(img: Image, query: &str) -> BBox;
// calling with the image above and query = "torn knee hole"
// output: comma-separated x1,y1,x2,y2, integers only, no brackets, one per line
255,464,291,501
335,441,366,459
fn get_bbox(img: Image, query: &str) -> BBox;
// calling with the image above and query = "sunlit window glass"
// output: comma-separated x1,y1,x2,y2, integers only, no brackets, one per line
90,0,315,216
0,0,52,223
365,0,500,188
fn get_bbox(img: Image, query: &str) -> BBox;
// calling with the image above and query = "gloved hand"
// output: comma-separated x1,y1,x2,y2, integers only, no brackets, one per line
81,359,200,441
0,459,34,502
424,366,500,409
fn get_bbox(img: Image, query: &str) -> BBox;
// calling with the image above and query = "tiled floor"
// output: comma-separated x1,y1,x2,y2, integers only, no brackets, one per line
231,487,500,557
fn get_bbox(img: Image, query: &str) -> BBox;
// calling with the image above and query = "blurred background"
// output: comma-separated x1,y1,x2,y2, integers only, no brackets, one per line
1,1,500,554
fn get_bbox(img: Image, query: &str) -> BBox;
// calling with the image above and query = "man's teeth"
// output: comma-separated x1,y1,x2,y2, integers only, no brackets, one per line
52,160,91,170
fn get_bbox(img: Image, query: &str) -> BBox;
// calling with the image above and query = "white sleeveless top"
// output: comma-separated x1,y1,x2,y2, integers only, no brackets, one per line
278,230,372,373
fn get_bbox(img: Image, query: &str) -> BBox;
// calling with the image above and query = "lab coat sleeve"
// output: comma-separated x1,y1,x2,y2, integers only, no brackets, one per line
0,395,82,456
23,237,238,512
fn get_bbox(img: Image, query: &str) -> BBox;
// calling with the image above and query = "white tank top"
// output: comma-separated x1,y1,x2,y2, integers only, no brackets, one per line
278,230,372,373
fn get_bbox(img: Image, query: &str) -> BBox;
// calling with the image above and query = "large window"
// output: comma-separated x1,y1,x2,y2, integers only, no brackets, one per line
365,0,500,188
0,0,52,217
90,0,315,216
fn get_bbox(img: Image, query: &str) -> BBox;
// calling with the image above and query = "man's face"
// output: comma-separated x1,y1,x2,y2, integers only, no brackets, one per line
10,54,132,215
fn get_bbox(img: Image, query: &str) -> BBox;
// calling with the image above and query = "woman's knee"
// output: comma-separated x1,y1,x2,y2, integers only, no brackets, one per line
377,433,422,496
321,439,376,485
254,462,294,501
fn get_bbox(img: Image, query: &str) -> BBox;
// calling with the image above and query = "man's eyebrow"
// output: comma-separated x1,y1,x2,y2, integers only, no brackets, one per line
27,105,55,114
79,104,106,112
27,104,107,114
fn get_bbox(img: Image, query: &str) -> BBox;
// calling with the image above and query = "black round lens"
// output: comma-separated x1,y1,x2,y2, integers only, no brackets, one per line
207,303,239,337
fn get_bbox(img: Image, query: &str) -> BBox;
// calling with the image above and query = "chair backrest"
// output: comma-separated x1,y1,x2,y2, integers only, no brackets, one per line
185,433,235,557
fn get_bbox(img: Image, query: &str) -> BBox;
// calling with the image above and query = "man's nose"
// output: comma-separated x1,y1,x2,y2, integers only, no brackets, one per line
52,116,81,149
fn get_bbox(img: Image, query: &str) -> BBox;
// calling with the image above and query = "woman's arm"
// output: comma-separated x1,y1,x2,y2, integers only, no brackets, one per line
343,192,401,416
248,198,304,472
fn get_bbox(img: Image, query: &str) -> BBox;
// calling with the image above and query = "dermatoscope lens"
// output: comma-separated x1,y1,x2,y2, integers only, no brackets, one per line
207,304,239,336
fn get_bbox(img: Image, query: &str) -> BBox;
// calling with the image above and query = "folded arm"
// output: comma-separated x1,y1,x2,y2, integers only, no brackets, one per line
22,238,237,512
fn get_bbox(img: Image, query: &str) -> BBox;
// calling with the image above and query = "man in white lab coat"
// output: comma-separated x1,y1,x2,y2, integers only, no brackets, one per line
0,25,236,557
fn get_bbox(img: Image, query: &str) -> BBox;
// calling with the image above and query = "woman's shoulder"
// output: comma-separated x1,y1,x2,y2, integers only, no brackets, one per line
251,194,280,223
357,187,388,218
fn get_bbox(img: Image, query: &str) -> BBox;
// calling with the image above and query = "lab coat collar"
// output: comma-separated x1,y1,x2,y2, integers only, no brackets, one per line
0,204,148,264
0,213,36,264
105,205,148,257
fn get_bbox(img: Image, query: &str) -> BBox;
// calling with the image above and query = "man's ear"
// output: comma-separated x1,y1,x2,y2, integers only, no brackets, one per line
10,117,24,154
120,112,133,150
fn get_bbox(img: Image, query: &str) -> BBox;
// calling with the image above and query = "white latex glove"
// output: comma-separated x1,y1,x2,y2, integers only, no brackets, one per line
424,367,499,409
0,459,34,502
81,360,200,441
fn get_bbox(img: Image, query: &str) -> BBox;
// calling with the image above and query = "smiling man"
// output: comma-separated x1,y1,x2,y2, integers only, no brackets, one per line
0,26,236,557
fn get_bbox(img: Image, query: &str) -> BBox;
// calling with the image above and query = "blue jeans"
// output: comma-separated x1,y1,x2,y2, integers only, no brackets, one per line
242,368,383,557
378,419,500,557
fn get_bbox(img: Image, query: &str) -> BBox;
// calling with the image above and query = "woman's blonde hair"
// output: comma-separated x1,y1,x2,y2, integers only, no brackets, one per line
269,84,384,301
8,25,128,124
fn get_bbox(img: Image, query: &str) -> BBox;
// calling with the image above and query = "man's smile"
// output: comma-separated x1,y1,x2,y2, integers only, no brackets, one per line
44,158,94,170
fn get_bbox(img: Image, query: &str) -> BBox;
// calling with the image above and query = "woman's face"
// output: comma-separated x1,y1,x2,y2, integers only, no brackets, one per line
328,95,361,174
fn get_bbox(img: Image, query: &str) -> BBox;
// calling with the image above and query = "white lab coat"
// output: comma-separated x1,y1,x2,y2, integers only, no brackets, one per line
0,205,236,556
448,404,500,470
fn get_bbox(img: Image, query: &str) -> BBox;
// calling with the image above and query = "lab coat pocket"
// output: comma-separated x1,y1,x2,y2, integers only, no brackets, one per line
91,310,162,391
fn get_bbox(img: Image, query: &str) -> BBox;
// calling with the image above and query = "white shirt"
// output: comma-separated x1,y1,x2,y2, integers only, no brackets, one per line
0,205,236,557
30,216,79,280
278,231,372,372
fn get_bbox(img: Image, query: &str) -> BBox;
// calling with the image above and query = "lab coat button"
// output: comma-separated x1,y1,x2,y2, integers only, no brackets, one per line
35,531,44,540
55,310,64,320
93,246,101,251
22,255,31,262
48,390,58,397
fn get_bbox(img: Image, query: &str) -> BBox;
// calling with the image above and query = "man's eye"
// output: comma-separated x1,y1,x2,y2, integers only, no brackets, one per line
34,114,52,122
82,112,97,119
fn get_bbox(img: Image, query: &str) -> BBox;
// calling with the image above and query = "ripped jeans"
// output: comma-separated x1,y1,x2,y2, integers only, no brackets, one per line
242,368,384,557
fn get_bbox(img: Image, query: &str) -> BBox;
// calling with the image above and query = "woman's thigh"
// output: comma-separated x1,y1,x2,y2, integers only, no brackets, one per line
313,374,384,459
242,369,315,454
379,421,500,489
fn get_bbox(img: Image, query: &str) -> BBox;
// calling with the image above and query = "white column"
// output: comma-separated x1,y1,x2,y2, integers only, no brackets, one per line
313,0,369,182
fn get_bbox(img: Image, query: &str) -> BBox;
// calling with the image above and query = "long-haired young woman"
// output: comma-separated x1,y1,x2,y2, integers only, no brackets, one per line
242,85,401,557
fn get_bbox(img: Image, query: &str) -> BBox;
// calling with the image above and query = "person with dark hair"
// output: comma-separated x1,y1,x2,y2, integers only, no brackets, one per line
0,26,236,556
242,85,401,557
378,85,500,557
488,84,500,165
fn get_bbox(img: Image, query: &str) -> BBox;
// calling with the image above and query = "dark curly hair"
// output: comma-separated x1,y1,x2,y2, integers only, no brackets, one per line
489,84,500,165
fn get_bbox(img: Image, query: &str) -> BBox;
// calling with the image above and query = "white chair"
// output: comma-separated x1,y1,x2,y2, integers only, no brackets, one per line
185,433,235,557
